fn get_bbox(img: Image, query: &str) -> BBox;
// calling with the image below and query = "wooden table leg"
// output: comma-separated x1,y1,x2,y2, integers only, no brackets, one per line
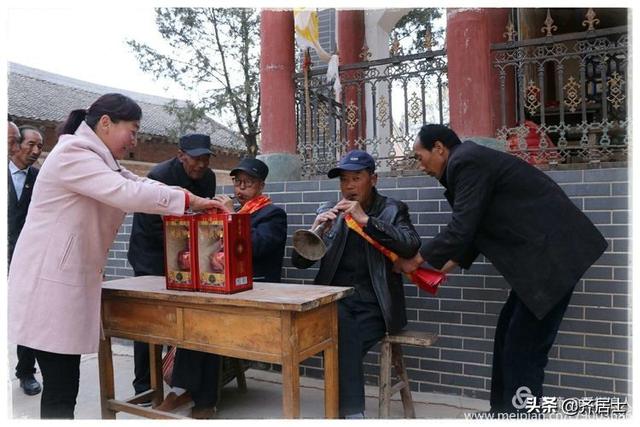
281,313,300,418
98,337,116,419
324,303,339,418
149,344,164,407
378,339,392,418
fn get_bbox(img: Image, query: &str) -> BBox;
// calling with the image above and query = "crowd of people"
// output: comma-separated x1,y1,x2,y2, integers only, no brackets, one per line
7,93,606,419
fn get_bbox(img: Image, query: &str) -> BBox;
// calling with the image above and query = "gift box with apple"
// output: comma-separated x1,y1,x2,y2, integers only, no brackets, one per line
163,210,253,294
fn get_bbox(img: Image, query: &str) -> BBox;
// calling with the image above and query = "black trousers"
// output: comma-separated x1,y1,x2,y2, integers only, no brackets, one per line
15,345,37,379
32,349,81,419
172,349,221,407
489,286,574,413
132,340,152,394
337,295,386,417
131,271,153,394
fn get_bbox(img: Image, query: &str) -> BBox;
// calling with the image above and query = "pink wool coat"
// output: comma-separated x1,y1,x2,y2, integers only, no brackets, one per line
8,122,185,355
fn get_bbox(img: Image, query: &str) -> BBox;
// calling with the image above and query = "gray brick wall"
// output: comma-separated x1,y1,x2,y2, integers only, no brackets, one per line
106,167,630,401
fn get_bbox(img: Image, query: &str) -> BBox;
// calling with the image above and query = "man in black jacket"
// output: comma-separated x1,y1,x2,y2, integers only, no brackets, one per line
292,150,421,418
396,124,607,413
127,134,216,412
8,124,44,396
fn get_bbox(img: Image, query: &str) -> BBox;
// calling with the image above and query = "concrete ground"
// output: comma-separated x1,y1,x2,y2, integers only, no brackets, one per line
8,339,488,420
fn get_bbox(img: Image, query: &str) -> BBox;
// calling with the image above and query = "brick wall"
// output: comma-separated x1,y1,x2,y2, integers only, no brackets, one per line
106,167,630,401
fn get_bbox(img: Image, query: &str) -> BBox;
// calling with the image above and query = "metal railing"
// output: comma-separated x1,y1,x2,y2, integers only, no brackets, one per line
294,50,448,177
491,25,628,167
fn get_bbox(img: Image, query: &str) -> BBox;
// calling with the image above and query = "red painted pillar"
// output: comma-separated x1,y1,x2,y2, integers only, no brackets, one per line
337,10,366,149
446,8,511,138
259,10,295,154
487,9,517,130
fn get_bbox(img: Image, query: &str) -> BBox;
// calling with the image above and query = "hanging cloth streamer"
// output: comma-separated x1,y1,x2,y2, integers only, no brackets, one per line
326,53,342,101
294,9,341,100
294,9,331,62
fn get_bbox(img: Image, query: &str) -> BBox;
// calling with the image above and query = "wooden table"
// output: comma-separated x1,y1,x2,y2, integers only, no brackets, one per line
98,276,352,419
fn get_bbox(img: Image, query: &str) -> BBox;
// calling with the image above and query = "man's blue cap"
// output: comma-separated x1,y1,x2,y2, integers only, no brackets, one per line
327,150,376,178
179,134,214,157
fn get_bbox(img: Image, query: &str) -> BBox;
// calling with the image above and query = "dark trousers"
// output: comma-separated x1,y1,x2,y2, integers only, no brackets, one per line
131,271,153,394
133,340,151,394
15,345,37,379
32,349,81,419
489,286,574,413
172,349,221,408
337,295,386,417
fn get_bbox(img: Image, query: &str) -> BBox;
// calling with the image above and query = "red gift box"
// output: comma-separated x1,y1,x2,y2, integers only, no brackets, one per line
194,211,253,294
163,214,198,291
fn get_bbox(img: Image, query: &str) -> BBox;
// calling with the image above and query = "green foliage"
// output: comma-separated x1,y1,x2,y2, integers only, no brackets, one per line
127,8,260,156
391,9,445,55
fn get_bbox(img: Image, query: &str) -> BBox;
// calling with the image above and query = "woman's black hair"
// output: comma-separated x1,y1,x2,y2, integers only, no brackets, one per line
417,124,462,150
58,93,142,136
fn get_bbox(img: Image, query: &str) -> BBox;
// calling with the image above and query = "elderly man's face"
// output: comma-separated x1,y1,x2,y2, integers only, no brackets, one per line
8,122,20,156
339,169,377,206
178,151,210,180
413,137,448,180
13,129,43,169
232,171,264,206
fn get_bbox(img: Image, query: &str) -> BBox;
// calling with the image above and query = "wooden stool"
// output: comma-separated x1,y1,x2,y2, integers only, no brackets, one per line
378,330,438,418
218,357,249,397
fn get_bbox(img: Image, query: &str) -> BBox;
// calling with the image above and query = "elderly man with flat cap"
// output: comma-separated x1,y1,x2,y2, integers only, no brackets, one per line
127,133,216,414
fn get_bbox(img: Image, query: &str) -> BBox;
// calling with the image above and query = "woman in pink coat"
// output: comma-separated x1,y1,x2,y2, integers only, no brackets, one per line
7,93,220,419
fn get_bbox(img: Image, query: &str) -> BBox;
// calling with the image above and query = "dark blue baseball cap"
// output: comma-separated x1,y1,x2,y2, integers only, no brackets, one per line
327,150,376,178
179,134,214,157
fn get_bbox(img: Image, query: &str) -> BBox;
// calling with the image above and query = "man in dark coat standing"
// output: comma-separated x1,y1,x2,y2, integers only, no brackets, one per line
127,134,216,412
395,124,607,413
292,150,421,418
8,124,44,396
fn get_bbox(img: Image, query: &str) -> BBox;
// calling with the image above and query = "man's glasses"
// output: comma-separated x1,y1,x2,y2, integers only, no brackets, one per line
232,177,257,188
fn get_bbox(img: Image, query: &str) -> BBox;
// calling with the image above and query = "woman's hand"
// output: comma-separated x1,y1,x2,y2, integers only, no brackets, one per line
189,194,227,212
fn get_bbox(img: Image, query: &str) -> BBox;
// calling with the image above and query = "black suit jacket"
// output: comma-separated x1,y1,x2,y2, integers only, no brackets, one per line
127,157,216,275
293,189,421,333
8,166,39,264
420,141,607,319
250,203,287,282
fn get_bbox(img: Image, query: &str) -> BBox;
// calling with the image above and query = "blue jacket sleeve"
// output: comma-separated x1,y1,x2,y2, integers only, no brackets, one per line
252,207,288,261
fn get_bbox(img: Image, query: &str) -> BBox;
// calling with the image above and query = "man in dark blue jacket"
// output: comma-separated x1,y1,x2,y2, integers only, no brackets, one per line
215,157,288,282
127,134,216,414
396,124,607,413
166,158,287,418
292,150,421,418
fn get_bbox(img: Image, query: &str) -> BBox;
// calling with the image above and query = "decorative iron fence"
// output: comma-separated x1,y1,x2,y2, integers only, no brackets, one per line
491,24,628,166
294,50,448,177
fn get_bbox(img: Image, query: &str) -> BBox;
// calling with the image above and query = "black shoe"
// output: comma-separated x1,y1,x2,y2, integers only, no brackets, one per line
19,376,41,396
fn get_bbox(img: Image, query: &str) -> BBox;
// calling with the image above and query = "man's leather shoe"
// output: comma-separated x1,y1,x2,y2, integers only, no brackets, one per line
19,377,41,396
